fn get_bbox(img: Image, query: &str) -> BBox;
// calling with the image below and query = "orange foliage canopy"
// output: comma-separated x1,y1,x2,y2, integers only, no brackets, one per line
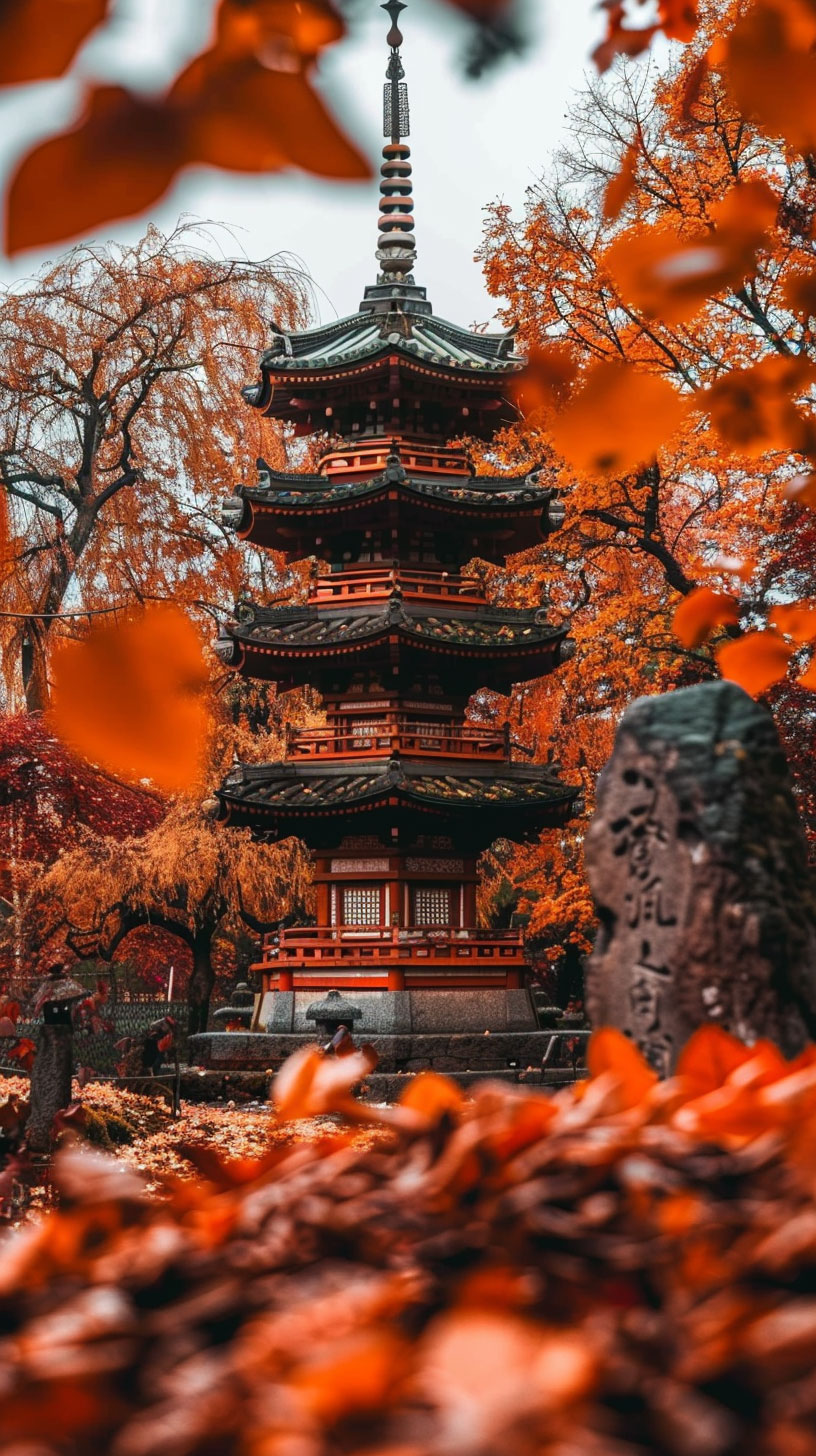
484,0,816,706
0,223,307,714
473,0,816,960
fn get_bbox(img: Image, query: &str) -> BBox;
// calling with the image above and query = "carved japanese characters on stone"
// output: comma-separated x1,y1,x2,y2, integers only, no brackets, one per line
585,680,816,1072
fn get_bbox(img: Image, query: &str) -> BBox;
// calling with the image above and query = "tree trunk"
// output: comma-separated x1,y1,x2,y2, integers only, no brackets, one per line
18,505,99,711
21,619,51,713
187,924,215,1036
556,942,585,1010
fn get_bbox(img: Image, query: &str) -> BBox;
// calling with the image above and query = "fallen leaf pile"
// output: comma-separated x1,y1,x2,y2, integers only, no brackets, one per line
2,1027,816,1452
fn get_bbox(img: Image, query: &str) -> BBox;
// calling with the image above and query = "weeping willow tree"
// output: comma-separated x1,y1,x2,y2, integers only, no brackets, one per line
23,801,312,1034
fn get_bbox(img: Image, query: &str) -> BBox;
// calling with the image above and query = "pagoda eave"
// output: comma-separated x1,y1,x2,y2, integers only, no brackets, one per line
218,627,568,691
236,486,550,544
206,3,580,1044
254,349,522,400
250,354,521,434
217,762,577,848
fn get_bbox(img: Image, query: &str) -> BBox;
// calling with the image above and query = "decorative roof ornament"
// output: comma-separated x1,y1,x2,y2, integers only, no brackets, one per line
376,0,416,285
382,0,409,141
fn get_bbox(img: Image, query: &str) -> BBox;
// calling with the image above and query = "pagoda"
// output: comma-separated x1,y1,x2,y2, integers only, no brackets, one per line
213,2,578,1038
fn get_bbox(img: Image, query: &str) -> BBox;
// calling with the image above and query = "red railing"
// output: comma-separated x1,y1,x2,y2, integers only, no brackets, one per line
286,715,509,762
320,444,471,481
311,567,483,607
261,924,524,966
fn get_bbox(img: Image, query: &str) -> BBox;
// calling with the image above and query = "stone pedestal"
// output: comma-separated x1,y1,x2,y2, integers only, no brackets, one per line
585,681,816,1072
186,1027,586,1080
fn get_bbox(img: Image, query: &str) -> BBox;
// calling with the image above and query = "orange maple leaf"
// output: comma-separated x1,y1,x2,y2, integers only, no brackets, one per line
674,587,740,649
603,142,638,222
769,602,816,643
716,630,793,697
704,357,816,459
0,0,108,85
605,180,778,325
49,605,212,795
726,0,816,155
547,361,690,477
586,1027,658,1108
274,1043,379,1120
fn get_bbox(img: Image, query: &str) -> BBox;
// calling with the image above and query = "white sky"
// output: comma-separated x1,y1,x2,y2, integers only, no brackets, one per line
0,1,632,326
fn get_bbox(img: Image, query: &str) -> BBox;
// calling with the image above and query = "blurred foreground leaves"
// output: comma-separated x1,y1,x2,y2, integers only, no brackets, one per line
3,1027,816,1452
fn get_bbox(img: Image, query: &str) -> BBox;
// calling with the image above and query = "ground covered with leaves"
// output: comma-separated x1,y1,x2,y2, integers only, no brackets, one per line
0,1073,383,1199
2,1028,816,1453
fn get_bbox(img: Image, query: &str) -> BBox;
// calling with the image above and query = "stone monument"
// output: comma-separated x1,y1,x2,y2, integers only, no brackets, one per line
585,680,816,1073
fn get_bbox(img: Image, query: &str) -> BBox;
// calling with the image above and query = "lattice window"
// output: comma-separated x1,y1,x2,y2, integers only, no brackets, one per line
412,886,452,927
342,886,381,925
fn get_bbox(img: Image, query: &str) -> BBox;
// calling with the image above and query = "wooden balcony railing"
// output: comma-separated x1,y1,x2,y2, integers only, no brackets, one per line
286,716,510,762
254,925,527,989
320,444,471,481
311,567,483,607
262,924,525,966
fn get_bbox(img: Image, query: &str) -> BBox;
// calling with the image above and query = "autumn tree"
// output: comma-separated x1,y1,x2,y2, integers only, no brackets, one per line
16,678,322,1030
0,714,164,982
466,0,816,966
0,222,309,710
479,34,811,631
24,803,312,1035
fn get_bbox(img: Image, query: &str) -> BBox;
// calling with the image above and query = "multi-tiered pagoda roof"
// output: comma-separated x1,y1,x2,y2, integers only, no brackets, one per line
214,1,578,1014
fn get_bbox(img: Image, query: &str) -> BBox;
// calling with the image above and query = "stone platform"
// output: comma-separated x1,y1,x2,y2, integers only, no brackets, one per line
256,987,539,1035
173,1062,584,1103
187,1027,589,1078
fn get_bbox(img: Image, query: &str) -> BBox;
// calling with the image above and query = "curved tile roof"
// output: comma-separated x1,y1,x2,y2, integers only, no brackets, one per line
218,759,576,817
254,308,524,379
238,467,549,511
224,600,562,653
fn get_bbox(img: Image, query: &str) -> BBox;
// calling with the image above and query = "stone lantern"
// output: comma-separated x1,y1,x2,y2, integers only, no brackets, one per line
213,981,255,1032
305,989,363,1041
28,964,87,1153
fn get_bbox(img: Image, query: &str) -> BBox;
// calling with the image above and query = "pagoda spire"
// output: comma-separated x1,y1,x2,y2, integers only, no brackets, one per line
376,0,417,283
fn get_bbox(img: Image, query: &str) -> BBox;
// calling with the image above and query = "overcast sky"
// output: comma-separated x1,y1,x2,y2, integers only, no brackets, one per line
0,1,659,327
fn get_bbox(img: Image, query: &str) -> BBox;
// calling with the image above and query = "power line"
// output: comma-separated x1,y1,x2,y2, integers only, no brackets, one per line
0,599,226,621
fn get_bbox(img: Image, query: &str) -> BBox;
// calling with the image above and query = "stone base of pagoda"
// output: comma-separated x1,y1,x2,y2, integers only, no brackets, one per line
186,1027,589,1078
254,983,537,1035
